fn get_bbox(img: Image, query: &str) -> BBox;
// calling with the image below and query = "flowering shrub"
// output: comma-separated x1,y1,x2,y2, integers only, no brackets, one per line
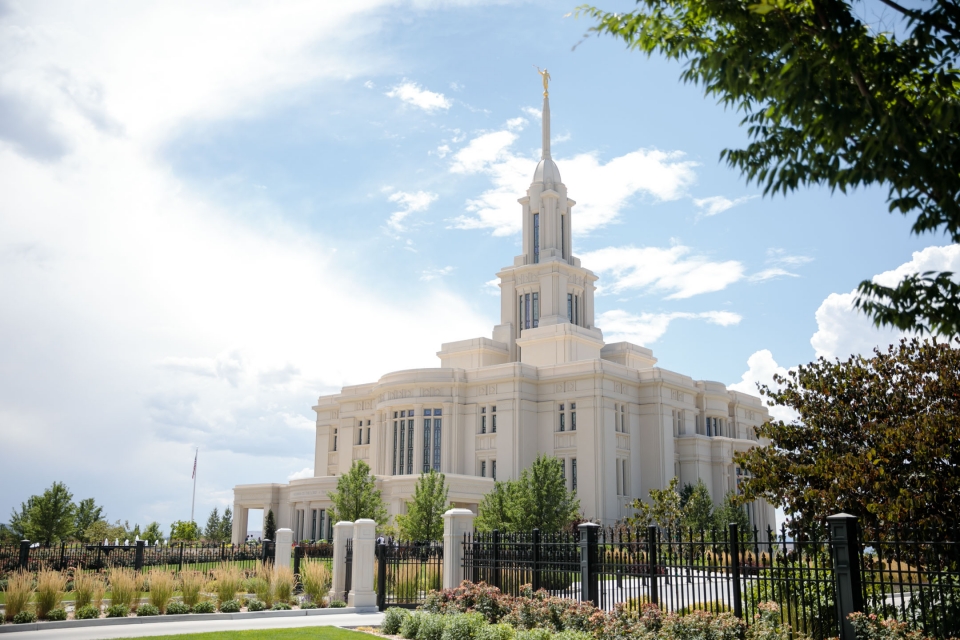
848,612,928,640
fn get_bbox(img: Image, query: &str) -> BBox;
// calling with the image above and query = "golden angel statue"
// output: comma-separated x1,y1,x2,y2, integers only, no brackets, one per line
536,67,550,96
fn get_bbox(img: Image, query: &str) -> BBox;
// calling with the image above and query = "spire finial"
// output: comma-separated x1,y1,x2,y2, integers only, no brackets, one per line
535,67,552,160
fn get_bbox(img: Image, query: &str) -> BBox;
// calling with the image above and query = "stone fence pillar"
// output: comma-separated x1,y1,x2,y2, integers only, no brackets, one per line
275,528,293,571
329,521,354,601
443,508,475,590
348,519,377,608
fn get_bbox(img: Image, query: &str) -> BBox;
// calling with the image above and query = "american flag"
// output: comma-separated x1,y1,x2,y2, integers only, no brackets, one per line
192,450,197,479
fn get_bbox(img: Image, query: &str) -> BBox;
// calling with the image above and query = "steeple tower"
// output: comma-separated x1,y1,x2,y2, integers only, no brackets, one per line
485,73,605,365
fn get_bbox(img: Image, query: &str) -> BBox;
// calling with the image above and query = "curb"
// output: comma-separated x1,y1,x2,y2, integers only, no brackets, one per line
0,607,379,634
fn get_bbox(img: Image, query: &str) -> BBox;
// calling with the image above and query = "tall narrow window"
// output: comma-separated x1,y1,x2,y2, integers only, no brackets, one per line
481,460,487,477
480,407,486,434
561,213,565,259
423,415,431,474
533,213,540,264
433,415,442,471
575,295,580,326
571,403,577,431
532,292,539,328
616,460,622,496
572,458,578,492
524,293,531,329
622,460,629,496
561,458,566,482
621,404,626,432
492,460,497,481
392,421,398,475
333,429,338,452
398,422,405,473
366,427,371,445
491,406,497,433
518,294,523,331
558,403,565,432
407,419,414,474
567,293,573,323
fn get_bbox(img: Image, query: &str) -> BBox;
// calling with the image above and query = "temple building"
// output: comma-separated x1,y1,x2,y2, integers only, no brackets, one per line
231,83,776,543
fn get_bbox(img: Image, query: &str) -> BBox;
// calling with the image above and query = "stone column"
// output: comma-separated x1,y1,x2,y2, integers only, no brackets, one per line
275,528,293,571
329,521,354,601
231,504,243,544
348,519,377,608
442,508,476,590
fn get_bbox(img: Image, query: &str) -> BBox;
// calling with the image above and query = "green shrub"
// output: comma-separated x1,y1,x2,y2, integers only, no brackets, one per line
401,611,425,639
441,612,486,640
105,604,130,618
417,612,449,640
477,623,516,640
553,632,592,640
75,605,101,620
746,603,791,640
219,599,241,613
272,602,292,610
383,607,412,635
329,599,347,608
13,610,37,624
300,601,318,609
165,601,191,615
514,630,553,640
247,599,266,612
136,604,160,617
46,608,67,621
192,600,216,614
676,601,732,615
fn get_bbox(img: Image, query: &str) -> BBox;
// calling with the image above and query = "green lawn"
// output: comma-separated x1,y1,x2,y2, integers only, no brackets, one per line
116,628,374,640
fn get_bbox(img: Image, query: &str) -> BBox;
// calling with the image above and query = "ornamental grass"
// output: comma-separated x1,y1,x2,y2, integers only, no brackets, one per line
250,564,274,608
34,567,68,619
3,570,34,622
107,567,141,610
300,559,331,606
210,563,243,605
71,569,99,610
274,565,294,604
179,569,206,607
146,568,177,613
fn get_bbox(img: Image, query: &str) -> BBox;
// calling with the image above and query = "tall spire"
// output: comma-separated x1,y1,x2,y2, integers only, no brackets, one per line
542,94,551,160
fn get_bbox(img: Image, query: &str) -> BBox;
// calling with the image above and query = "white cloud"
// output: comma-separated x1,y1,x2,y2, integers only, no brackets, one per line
729,350,798,423
364,80,375,89
693,195,757,217
386,80,452,112
748,267,798,282
420,266,454,281
810,245,960,360
387,190,439,230
483,279,500,295
435,144,451,158
581,245,745,299
552,132,571,144
766,248,813,267
598,309,742,345
521,106,541,119
288,468,314,481
505,117,527,130
450,124,698,236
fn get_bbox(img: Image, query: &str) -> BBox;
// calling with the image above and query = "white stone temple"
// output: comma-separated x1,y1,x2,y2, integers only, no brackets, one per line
231,83,776,544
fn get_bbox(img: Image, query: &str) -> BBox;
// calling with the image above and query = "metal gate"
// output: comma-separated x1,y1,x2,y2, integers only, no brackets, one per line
376,541,443,610
343,539,353,599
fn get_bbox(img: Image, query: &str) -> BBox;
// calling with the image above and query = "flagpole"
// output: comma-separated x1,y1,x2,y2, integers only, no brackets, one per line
190,448,198,523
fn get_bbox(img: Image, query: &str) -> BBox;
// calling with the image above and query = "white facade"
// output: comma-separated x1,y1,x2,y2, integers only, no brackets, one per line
232,91,775,544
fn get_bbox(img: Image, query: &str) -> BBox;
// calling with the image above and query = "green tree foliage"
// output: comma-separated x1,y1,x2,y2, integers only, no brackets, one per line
396,470,450,541
170,520,200,541
204,508,223,542
327,460,388,526
579,0,960,336
714,491,751,534
734,338,960,539
627,476,683,529
73,498,104,542
682,480,715,532
26,482,77,544
143,522,164,544
8,498,35,540
264,509,277,541
476,455,580,533
219,507,233,542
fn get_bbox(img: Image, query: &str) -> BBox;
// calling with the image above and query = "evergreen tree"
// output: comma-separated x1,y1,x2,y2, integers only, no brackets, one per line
219,507,233,543
396,470,449,541
714,492,751,535
143,522,164,544
327,460,388,525
682,480,715,533
264,509,277,541
74,498,104,542
204,507,221,541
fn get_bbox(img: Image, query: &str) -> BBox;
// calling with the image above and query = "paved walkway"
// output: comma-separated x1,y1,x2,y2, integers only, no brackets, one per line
2,611,384,640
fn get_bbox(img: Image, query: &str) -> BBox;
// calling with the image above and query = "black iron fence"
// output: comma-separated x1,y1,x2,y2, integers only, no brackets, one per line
376,541,443,610
1,540,268,574
293,541,334,577
463,529,580,600
462,516,960,640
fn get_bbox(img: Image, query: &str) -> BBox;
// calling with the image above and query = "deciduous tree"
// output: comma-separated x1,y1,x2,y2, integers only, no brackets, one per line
327,460,388,526
627,476,683,530
734,338,960,539
682,480,715,532
170,520,200,541
476,455,580,534
74,498,104,542
28,482,76,544
396,470,449,541
579,0,960,336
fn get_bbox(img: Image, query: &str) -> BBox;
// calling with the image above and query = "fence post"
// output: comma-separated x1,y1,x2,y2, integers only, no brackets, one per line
275,528,293,573
135,540,145,572
178,541,185,573
492,529,502,591
828,513,864,640
442,508,475,590
376,543,387,611
647,525,659,606
18,540,30,570
579,522,600,607
728,523,743,619
348,519,377,609
532,528,541,593
329,521,354,602
293,546,302,580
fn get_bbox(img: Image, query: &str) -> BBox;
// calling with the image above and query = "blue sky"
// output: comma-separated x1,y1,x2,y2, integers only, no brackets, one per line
1,0,956,534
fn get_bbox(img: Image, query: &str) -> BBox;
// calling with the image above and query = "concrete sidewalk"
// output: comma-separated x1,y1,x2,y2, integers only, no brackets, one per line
0,611,384,640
